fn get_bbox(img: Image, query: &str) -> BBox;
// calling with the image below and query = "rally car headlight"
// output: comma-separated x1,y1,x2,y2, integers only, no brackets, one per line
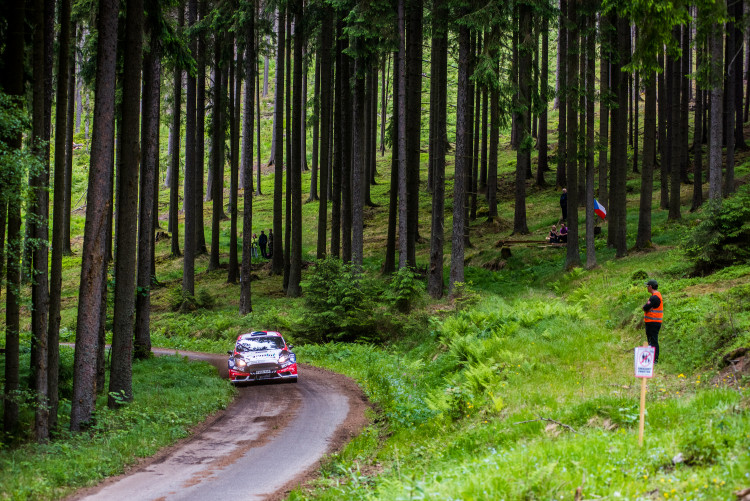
278,353,290,364
235,358,247,369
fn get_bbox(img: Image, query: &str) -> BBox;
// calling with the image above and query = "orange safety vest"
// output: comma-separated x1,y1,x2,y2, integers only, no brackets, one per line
644,290,663,323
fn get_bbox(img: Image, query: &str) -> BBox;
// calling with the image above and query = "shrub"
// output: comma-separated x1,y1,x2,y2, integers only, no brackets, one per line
684,186,750,275
384,267,425,313
299,257,377,342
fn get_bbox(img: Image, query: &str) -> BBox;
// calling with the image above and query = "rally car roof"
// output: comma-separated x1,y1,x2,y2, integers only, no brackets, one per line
237,331,282,340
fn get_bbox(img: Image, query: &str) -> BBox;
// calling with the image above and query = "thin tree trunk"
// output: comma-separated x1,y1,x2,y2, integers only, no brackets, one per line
565,0,580,268
209,32,223,271
691,36,704,212
556,0,568,187
184,0,197,292
450,22,469,292
428,0,446,299
515,6,531,235
658,51,668,209
397,0,408,269
585,12,596,269
47,0,72,432
309,49,320,201
709,15,723,203
331,23,343,259
405,0,422,266
228,48,240,284
196,0,207,253
635,72,656,249
668,26,682,220
610,15,630,257
30,0,53,441
135,2,161,359
316,8,332,259
283,13,292,287
240,1,255,315
169,10,183,256
3,0,25,436
537,15,549,186
269,10,286,275
383,50,399,274
598,15,609,205
288,0,303,295
110,0,143,408
63,23,76,256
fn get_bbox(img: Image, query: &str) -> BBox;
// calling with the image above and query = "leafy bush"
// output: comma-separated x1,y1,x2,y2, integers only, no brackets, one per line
299,257,377,343
383,267,425,313
684,187,750,275
168,287,215,312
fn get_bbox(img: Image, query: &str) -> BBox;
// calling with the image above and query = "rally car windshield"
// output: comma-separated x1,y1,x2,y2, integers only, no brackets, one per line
236,337,285,352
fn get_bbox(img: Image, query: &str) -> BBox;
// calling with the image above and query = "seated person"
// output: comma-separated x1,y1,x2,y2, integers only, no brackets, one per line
559,224,568,243
547,225,559,243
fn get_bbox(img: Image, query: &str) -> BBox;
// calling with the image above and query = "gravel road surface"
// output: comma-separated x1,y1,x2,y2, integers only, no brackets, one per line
70,350,368,501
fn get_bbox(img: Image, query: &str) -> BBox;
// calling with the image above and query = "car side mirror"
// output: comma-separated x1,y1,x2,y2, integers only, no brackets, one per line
227,351,233,355
288,344,294,349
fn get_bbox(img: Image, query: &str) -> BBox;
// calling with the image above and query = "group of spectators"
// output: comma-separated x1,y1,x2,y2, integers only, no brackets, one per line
250,229,274,259
547,224,568,244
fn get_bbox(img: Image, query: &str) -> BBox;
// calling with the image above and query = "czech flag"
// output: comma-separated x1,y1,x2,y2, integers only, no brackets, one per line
594,199,607,220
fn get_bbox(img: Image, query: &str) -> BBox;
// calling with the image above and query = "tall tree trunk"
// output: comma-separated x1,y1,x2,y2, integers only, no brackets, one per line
288,0,303,295
450,23,469,292
135,1,161,359
725,12,736,197
405,0,422,267
340,43,352,264
196,0,207,253
488,47,499,220
734,0,745,149
556,0,568,187
228,48,240,284
63,23,76,256
709,15,723,203
597,15,609,205
691,36,704,212
47,0,73,432
110,0,143,408
514,6,531,235
256,50,262,196
668,26,682,220
397,0,408,269
428,0,446,299
480,87,488,191
316,10,332,259
184,0,197,292
209,32,223,271
564,0,580,268
636,72,656,249
283,13,292,288
309,49,320,201
71,0,118,432
169,9,183,256
240,1,255,315
610,15,630,257
679,24,690,184
30,0,53,441
3,0,25,436
383,50,399,274
331,22,343,259
272,8,285,273
351,54,365,272
658,51,669,209
585,11,596,269
537,15,549,186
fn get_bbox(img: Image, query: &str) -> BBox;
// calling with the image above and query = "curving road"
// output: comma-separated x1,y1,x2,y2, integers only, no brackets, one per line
71,350,368,501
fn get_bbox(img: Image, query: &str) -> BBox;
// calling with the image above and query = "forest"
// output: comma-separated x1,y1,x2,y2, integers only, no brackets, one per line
1,0,750,498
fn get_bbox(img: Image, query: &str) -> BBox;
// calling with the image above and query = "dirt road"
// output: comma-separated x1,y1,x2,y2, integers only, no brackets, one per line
70,350,369,501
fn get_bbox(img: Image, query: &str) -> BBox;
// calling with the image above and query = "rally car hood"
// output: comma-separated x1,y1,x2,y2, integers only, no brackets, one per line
238,349,284,364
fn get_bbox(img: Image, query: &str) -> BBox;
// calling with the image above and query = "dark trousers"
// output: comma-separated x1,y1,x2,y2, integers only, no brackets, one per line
645,322,661,363
260,244,267,258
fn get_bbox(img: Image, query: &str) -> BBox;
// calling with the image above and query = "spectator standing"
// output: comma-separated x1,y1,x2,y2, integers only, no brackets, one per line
560,188,568,222
643,279,663,363
258,230,268,258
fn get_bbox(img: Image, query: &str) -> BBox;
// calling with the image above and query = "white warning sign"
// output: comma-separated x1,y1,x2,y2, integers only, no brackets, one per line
634,346,655,378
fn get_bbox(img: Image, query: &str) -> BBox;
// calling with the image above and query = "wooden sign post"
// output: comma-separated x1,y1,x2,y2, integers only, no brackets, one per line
634,344,655,447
